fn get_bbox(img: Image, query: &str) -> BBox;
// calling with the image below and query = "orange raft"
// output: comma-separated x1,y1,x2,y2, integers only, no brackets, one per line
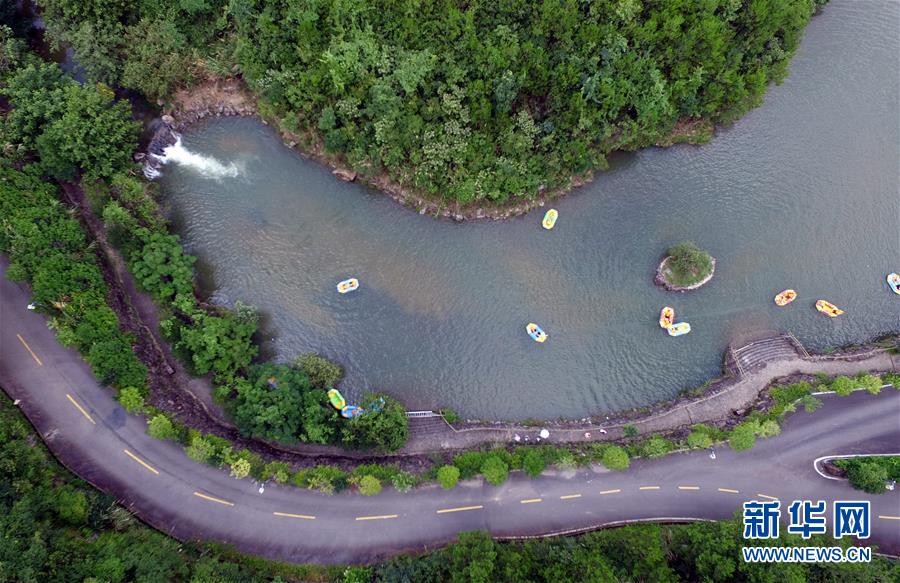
815,299,844,317
774,289,797,306
659,306,675,328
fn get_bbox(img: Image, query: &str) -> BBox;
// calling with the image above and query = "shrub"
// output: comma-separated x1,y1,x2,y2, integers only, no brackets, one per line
357,475,382,496
522,449,546,477
856,374,882,395
799,395,823,413
882,372,900,388
640,435,673,457
391,471,416,493
837,459,894,494
55,488,88,526
437,465,460,490
261,461,292,484
184,435,216,464
686,429,713,449
758,420,781,438
830,376,855,396
729,422,758,451
440,408,461,424
480,456,509,486
117,386,145,413
601,446,630,470
453,451,487,480
147,414,177,441
555,451,578,470
229,458,251,480
295,352,343,389
622,424,639,438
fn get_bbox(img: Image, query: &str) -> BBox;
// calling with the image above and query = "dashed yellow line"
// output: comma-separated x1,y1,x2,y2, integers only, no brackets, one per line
639,486,661,491
520,498,542,504
878,515,900,521
599,489,621,495
123,449,159,475
274,511,316,520
437,505,483,514
355,514,398,521
193,491,234,506
718,488,740,494
757,493,779,501
17,333,42,366
560,494,582,500
678,486,700,491
65,394,95,425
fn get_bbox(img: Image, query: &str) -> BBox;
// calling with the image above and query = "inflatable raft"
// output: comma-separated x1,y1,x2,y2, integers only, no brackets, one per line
815,300,844,317
542,209,558,230
888,273,900,295
659,306,675,328
774,289,797,306
336,278,359,293
526,323,548,343
327,389,346,410
341,405,363,419
667,322,691,337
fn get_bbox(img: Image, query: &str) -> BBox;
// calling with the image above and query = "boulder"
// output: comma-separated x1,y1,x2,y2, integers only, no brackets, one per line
333,168,357,182
161,114,175,125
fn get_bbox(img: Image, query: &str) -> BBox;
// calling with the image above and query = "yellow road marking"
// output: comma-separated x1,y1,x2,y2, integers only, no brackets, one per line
757,493,779,501
437,505,483,514
193,491,234,506
678,486,700,491
17,334,42,366
560,494,582,500
355,514,398,521
123,449,159,475
599,489,621,495
65,394,95,425
274,511,316,520
878,515,900,521
520,498,542,504
639,486,661,491
718,488,740,494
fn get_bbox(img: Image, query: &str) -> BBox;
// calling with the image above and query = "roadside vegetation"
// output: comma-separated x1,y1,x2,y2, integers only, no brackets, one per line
3,392,896,583
36,0,824,206
835,457,900,494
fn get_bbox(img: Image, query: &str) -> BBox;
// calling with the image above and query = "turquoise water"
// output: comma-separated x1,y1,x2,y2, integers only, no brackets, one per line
158,0,899,419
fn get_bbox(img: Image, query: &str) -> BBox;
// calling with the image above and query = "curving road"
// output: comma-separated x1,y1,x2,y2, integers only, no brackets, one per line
1,259,899,564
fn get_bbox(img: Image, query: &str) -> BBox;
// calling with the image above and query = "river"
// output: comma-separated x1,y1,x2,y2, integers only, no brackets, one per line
157,0,899,419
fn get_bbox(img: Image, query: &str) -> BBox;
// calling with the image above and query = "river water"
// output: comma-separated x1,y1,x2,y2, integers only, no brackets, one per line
158,0,899,419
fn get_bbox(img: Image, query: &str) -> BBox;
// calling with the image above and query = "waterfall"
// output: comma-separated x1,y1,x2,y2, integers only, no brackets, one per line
148,135,240,180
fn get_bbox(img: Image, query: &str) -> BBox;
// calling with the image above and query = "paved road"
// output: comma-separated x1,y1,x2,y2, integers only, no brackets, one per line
1,261,898,564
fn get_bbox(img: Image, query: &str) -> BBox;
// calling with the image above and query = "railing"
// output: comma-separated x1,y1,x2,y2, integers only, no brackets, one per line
406,410,440,418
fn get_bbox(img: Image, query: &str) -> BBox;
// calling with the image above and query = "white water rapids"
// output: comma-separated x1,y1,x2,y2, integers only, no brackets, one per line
147,135,240,180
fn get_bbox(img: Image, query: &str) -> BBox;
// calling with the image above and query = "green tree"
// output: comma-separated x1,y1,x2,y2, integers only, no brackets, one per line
229,458,251,480
480,455,509,486
129,231,196,303
55,488,88,525
147,413,177,441
341,393,408,452
295,352,343,389
838,458,892,494
117,386,145,413
729,422,758,451
185,435,217,464
602,446,630,470
176,308,258,382
437,465,460,489
121,18,193,100
664,242,713,287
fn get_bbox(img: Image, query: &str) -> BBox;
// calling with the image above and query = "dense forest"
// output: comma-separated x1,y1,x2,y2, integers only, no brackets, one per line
2,392,896,583
34,0,825,204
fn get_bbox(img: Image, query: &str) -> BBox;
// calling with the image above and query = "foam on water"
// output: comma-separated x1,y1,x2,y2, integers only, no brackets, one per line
153,135,240,179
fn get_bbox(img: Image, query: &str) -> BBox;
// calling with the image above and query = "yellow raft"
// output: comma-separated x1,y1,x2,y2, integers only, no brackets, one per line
542,209,558,230
659,306,675,328
336,278,359,294
526,323,548,343
774,289,797,306
815,299,843,317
